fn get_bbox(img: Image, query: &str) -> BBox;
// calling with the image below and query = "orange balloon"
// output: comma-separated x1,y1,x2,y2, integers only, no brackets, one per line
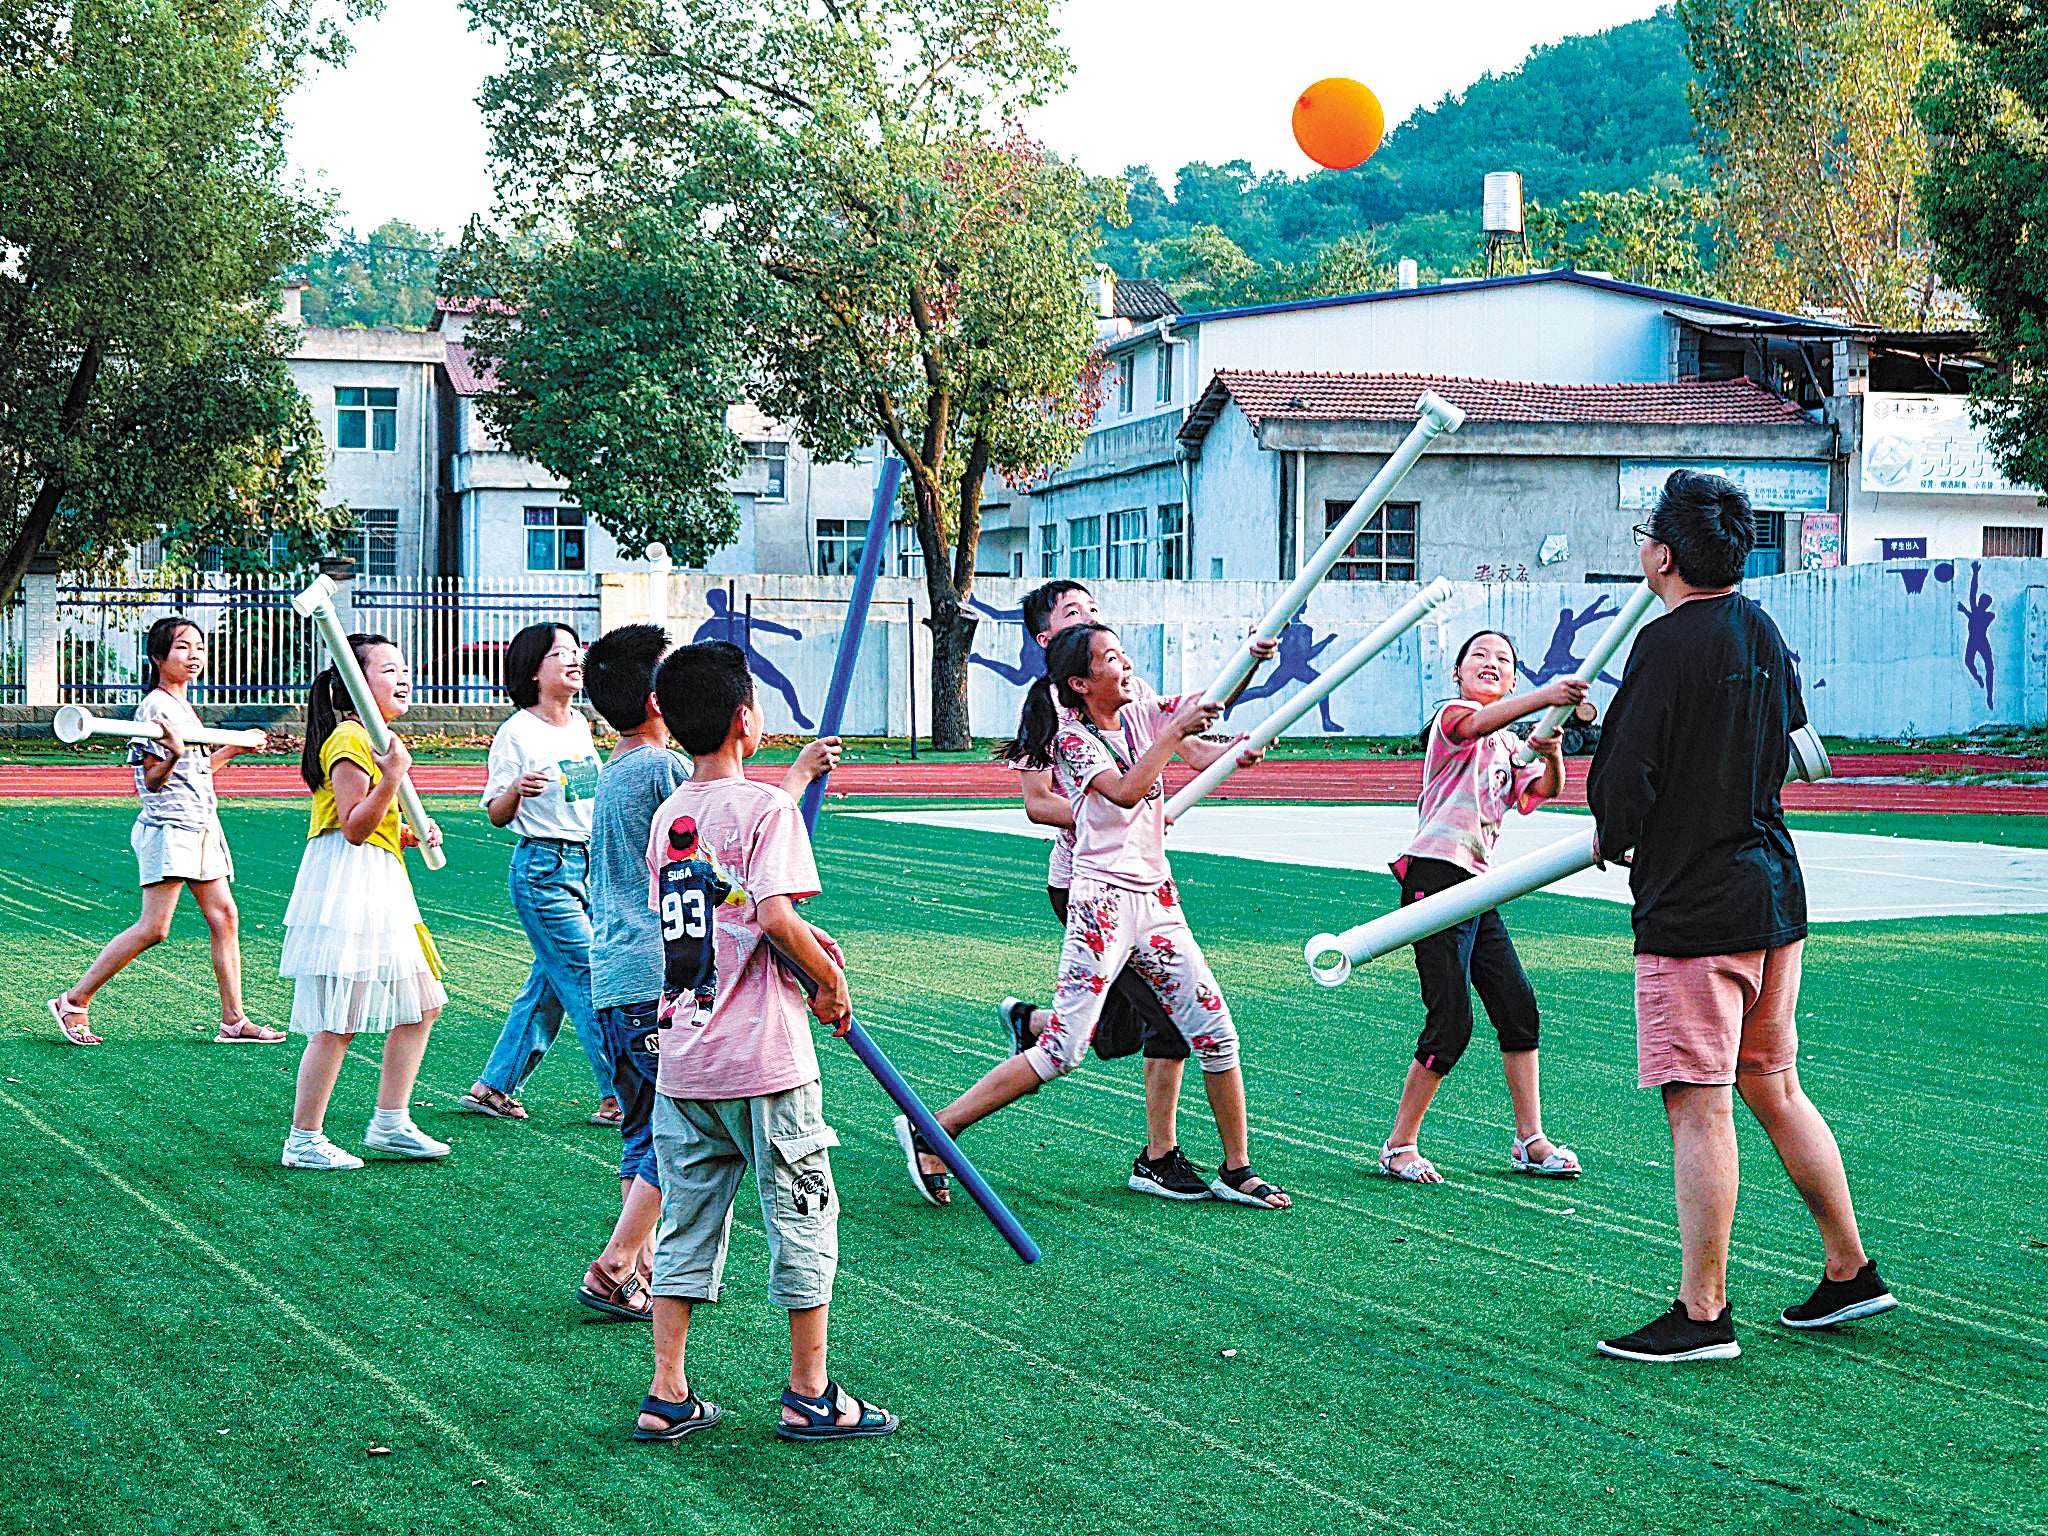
1292,77,1384,171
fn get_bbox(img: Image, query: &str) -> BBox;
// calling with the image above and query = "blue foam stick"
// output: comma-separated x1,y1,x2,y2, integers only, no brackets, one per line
799,456,902,829
795,455,1041,1264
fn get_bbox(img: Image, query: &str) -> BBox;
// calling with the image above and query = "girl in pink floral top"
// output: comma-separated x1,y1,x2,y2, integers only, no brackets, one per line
1379,630,1587,1185
895,624,1292,1212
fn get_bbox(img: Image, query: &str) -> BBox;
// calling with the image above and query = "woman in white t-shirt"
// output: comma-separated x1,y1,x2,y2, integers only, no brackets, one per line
47,616,283,1046
459,623,616,1123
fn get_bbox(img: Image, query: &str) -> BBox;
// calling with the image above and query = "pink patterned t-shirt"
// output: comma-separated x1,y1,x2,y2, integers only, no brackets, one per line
1403,700,1549,875
643,776,822,1100
1025,677,1158,891
1051,691,1181,892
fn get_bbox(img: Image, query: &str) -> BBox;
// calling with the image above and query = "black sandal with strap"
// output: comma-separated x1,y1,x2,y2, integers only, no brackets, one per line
632,1392,722,1442
1210,1163,1290,1209
776,1381,899,1442
893,1115,951,1207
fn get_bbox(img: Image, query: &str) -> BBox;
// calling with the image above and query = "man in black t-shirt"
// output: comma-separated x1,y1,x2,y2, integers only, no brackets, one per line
1586,471,1896,1363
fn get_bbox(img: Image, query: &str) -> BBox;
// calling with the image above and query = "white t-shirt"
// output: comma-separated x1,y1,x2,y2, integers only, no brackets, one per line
481,708,604,841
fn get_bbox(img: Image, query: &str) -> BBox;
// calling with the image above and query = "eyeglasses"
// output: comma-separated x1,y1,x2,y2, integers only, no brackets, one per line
1631,522,1659,546
544,648,584,663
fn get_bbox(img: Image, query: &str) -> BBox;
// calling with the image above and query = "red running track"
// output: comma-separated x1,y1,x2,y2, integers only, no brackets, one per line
4,755,2044,815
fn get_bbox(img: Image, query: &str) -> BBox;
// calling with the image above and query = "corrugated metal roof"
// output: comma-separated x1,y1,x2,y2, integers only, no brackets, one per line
1171,269,1822,327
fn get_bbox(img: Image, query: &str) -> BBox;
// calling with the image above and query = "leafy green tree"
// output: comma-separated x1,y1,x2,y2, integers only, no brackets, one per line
1139,224,1268,311
1917,0,2048,491
294,219,449,330
464,0,1121,746
1526,185,1717,291
1682,0,1958,324
81,316,340,575
447,201,759,566
0,0,363,605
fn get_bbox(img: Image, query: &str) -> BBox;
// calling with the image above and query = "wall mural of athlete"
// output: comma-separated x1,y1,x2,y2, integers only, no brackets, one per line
1224,616,1344,732
692,587,814,729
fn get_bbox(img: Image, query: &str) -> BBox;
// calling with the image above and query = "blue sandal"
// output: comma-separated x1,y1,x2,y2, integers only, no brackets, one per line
776,1381,900,1442
632,1392,722,1442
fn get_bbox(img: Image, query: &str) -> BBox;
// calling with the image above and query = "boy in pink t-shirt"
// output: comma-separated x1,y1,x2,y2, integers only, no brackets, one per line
1378,630,1585,1186
630,641,898,1447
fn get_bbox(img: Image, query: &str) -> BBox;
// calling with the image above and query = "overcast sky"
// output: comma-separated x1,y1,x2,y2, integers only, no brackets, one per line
285,0,1671,242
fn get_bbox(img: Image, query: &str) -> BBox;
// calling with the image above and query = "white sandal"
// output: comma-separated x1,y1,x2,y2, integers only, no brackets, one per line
1378,1141,1441,1183
1510,1130,1582,1179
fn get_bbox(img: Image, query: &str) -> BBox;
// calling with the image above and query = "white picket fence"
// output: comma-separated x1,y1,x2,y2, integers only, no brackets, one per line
36,574,599,707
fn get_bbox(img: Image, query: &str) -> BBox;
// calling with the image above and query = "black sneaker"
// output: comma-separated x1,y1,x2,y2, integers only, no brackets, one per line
1129,1146,1214,1201
1597,1301,1741,1362
997,997,1038,1057
1781,1261,1898,1329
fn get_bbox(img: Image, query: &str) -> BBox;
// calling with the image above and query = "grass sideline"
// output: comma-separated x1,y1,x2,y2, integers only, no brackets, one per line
0,799,2042,1535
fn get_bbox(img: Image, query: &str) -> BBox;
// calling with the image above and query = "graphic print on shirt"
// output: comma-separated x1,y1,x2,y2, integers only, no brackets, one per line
558,756,602,801
657,815,744,1030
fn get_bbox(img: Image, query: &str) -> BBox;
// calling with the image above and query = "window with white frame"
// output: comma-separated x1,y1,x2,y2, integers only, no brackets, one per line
339,509,399,577
525,505,587,571
1108,508,1148,578
895,523,925,577
336,386,398,452
1115,361,1134,415
815,518,865,576
1068,515,1102,578
1323,499,1417,581
746,440,788,501
1038,521,1059,577
1155,344,1173,405
1157,503,1186,580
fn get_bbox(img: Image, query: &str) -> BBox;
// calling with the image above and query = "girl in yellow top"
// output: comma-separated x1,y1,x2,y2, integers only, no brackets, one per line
279,632,449,1172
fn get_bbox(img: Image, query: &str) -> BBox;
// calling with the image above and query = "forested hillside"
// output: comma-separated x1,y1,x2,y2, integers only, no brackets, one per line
1097,7,1700,291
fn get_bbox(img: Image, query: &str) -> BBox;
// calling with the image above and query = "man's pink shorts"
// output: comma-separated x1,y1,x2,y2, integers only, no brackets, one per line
1634,941,1803,1088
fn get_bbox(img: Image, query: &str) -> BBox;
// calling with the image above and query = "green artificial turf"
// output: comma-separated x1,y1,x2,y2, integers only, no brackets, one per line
0,799,2042,1536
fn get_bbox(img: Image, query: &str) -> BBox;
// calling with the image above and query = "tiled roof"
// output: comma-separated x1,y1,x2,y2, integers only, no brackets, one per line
442,341,500,397
1181,370,1810,446
1114,278,1181,321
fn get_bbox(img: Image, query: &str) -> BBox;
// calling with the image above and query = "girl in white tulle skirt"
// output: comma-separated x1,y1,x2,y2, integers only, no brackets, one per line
279,633,449,1172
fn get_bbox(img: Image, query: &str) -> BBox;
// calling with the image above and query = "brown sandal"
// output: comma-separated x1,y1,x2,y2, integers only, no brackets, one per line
458,1085,529,1120
576,1260,653,1321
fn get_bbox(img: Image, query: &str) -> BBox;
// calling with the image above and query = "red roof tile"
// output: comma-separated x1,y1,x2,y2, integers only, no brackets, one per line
1185,370,1810,444
442,341,501,398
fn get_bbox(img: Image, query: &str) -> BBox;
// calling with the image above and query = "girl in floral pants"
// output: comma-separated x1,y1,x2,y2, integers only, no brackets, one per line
893,624,1290,1211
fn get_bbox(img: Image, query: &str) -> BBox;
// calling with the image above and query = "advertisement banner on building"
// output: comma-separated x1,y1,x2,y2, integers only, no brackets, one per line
1620,460,1829,513
1861,394,2038,496
1800,513,1842,569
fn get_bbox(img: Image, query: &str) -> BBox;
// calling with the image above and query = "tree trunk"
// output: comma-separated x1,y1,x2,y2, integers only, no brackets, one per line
0,341,105,608
923,594,979,751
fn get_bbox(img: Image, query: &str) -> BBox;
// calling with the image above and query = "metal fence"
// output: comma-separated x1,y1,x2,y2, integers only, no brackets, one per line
0,586,22,703
43,574,600,707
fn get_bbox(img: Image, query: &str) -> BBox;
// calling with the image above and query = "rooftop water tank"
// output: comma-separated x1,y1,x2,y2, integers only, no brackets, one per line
1482,172,1524,236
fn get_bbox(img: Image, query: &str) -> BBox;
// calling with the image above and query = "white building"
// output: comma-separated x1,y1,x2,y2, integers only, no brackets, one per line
987,270,2043,585
276,287,880,580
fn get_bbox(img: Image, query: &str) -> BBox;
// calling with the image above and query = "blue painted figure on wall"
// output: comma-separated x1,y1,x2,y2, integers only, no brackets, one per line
1523,598,1626,687
964,594,1047,687
1225,617,1344,732
692,588,815,728
1958,562,1996,708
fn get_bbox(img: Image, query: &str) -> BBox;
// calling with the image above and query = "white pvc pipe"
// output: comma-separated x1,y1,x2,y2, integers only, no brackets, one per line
1167,577,1456,822
52,704,266,751
1198,390,1465,706
1304,725,1832,986
1513,580,1657,765
291,575,447,872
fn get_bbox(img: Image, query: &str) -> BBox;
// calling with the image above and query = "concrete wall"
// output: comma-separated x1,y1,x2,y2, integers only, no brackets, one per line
598,560,2048,740
287,334,441,582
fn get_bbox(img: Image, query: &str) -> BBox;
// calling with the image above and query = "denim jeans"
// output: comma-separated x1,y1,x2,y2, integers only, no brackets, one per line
477,838,612,1097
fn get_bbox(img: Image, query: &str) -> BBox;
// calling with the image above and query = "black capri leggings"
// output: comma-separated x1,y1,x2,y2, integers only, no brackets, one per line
1395,855,1540,1074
